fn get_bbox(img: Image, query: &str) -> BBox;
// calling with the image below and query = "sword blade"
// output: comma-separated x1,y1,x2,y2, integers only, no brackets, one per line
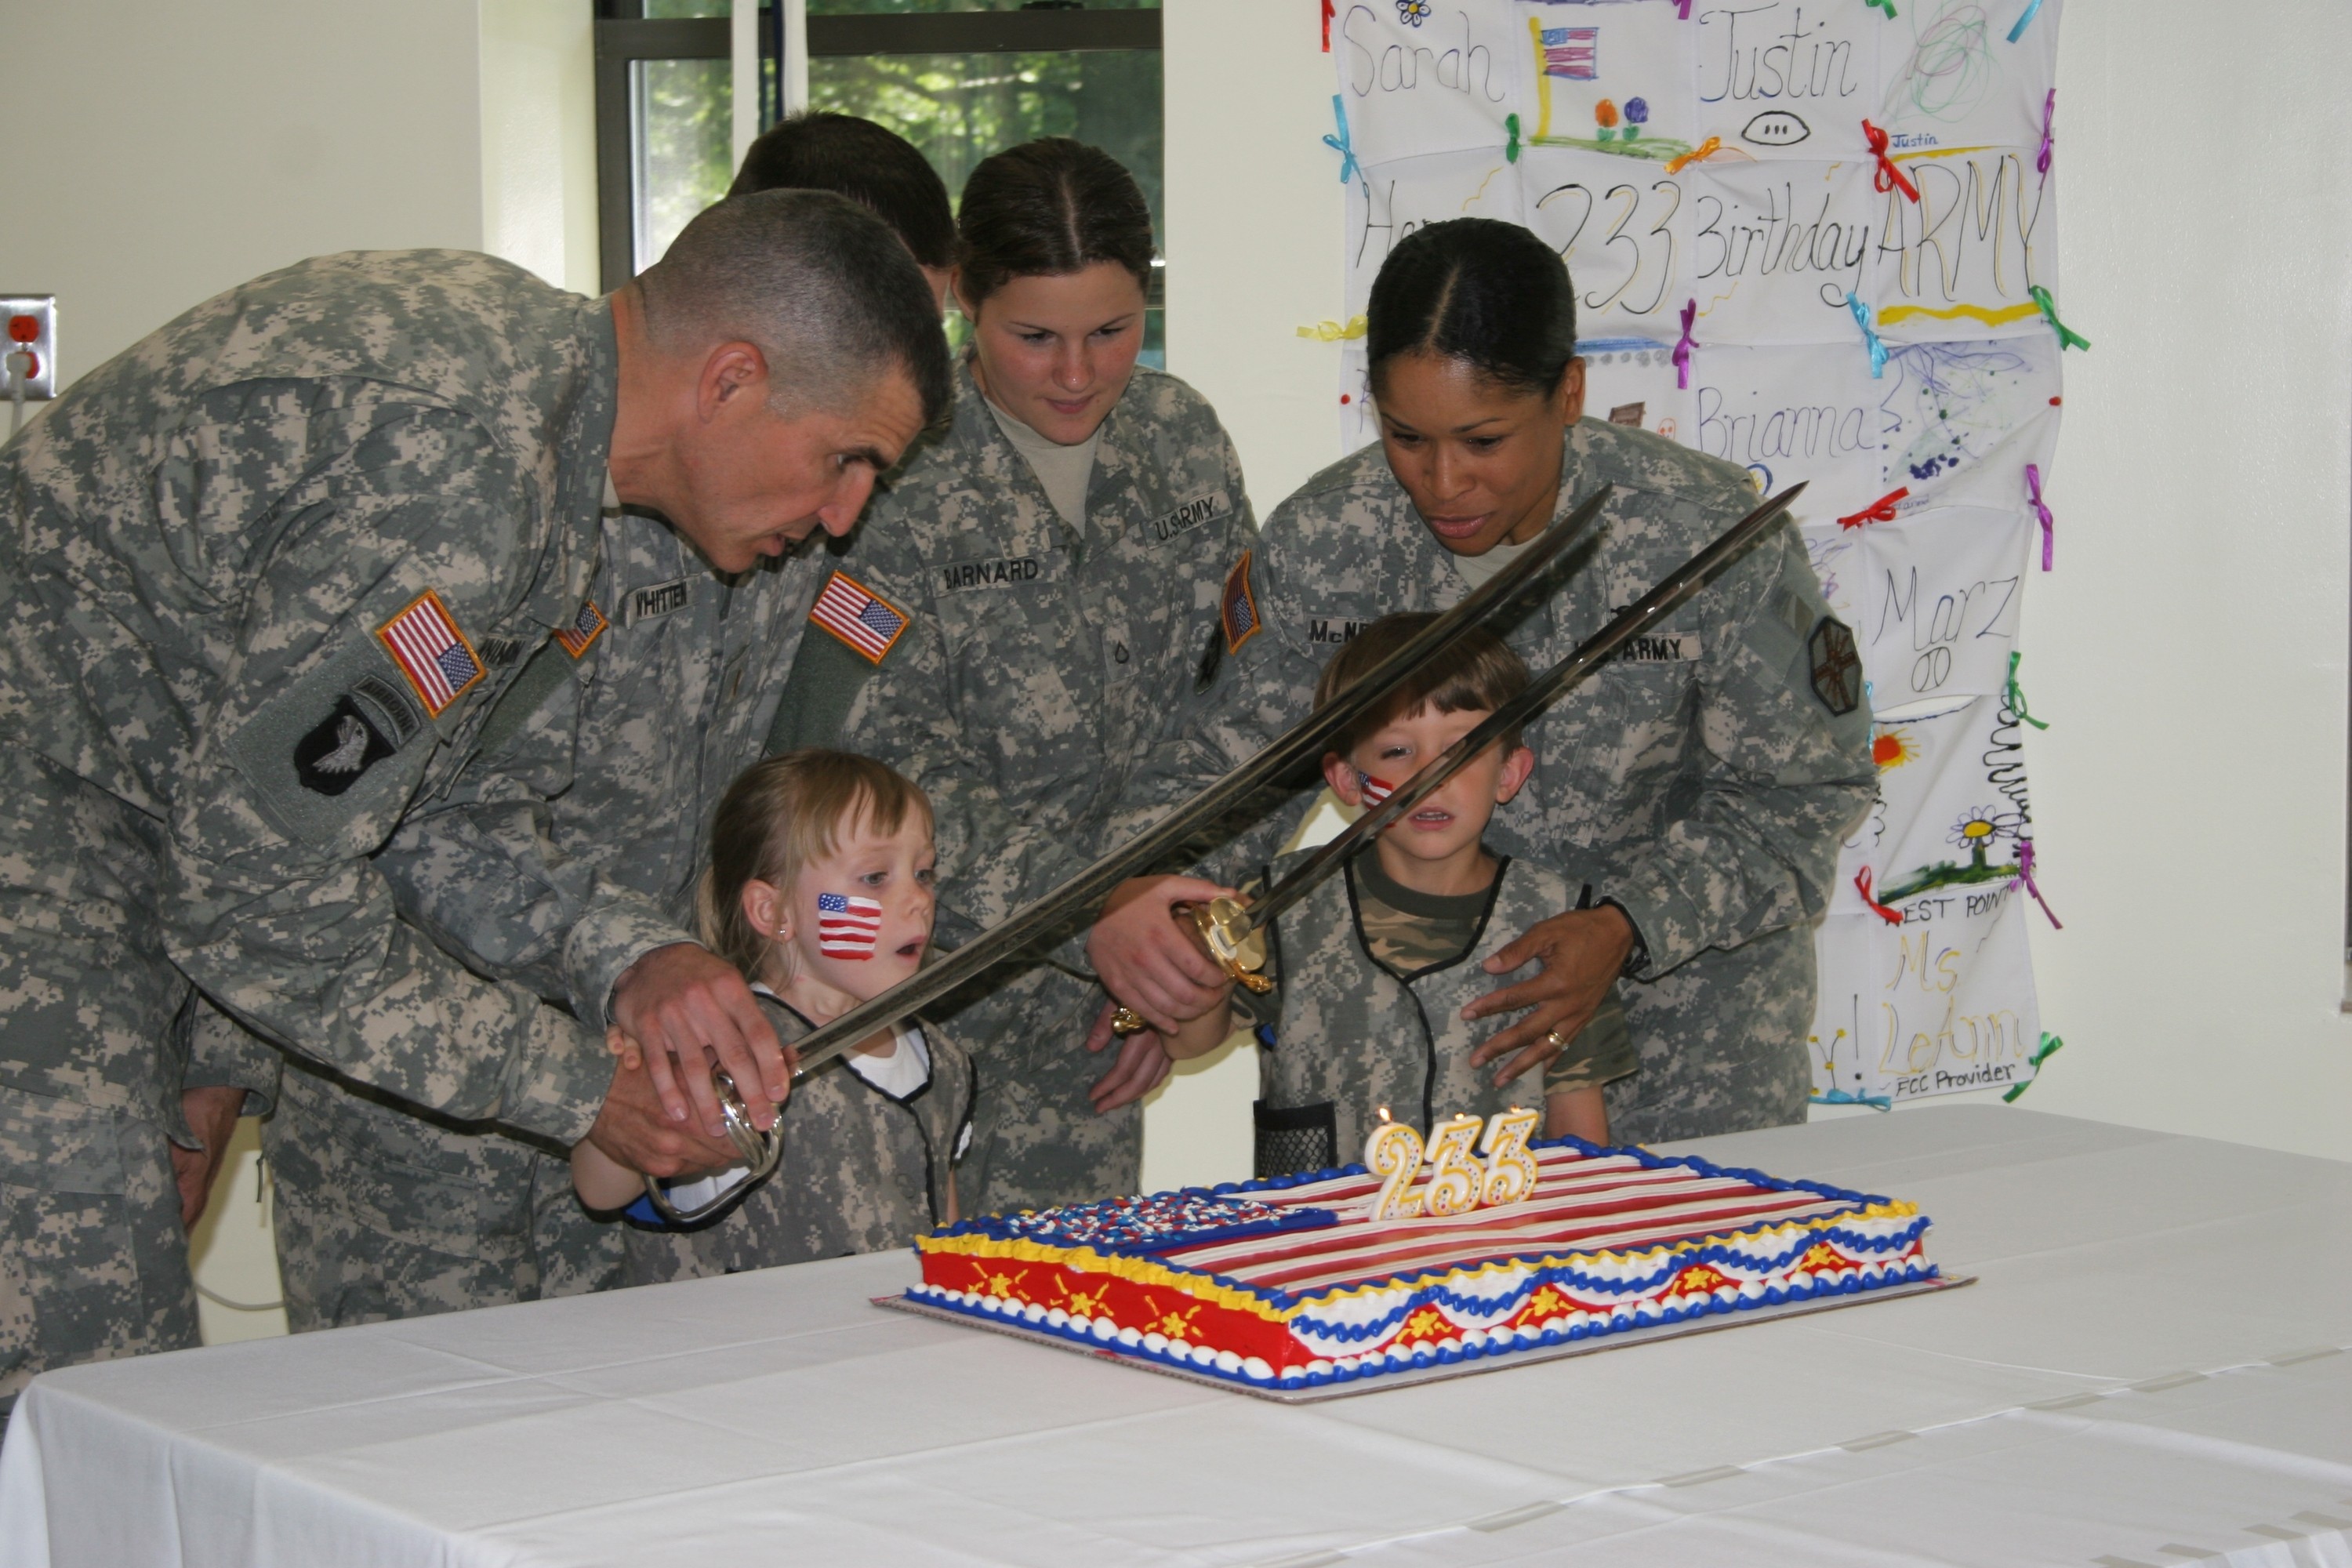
780,482,1618,1076
1246,482,1809,932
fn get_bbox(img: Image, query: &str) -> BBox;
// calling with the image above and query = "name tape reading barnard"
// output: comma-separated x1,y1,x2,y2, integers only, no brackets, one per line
938,555,1044,593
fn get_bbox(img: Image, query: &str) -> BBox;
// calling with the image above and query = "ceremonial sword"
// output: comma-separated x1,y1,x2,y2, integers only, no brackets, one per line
1134,481,1809,999
642,481,1621,1221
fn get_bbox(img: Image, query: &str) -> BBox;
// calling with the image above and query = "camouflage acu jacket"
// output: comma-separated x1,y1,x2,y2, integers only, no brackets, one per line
766,357,1254,958
1242,848,1574,1178
624,992,975,1279
0,251,617,1142
375,505,826,1030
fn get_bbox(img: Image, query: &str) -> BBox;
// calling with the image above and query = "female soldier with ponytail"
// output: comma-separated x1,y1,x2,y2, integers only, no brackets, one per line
767,139,1250,1215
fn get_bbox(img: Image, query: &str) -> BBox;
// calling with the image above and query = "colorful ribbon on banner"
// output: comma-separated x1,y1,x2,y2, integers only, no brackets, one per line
2001,1033,2064,1102
2010,839,2064,928
1673,299,1697,389
2004,651,2049,731
1813,1086,1894,1110
1837,488,1909,529
1296,315,1367,342
1323,95,1359,185
1862,120,1920,201
2030,285,2090,351
1864,0,1897,14
1846,291,1889,378
1664,136,1721,175
1673,0,1691,18
1856,868,1904,926
1505,112,1521,163
2037,89,2056,176
1322,0,1335,51
2006,0,2046,43
2026,462,2055,568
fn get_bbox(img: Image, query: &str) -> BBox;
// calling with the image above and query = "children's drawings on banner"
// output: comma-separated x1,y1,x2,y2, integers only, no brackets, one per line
1811,892,2042,1105
1692,0,1878,159
1803,506,2028,715
1874,0,2061,154
1334,1,1523,167
1329,0,2067,1105
1348,149,1523,315
1878,336,2062,508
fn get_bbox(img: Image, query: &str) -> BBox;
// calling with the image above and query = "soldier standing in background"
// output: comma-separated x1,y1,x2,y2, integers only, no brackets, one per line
1097,217,1875,1143
255,116,964,1330
767,138,1254,1216
0,187,947,1417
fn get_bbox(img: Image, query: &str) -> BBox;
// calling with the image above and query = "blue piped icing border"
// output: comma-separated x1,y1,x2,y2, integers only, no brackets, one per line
906,1247,1941,1392
917,1132,1906,1316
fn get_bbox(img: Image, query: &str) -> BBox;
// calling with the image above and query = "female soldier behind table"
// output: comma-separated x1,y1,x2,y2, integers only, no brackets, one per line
1099,216,1876,1145
764,138,1253,1216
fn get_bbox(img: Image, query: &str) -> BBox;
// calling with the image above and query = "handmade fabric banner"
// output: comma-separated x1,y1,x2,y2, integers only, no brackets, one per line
1329,0,2067,1105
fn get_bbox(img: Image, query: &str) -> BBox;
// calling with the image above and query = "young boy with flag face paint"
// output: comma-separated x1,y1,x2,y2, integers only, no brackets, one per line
1157,615,1637,1177
572,751,974,1276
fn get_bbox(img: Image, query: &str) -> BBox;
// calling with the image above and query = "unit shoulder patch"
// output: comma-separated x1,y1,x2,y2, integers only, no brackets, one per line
376,590,485,718
1221,551,1261,655
1808,615,1862,716
809,571,911,666
555,597,608,659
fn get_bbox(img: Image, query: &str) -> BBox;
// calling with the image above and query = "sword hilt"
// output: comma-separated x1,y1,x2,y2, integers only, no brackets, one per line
1108,895,1274,1036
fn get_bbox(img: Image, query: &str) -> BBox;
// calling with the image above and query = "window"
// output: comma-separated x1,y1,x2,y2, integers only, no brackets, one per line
595,2,1164,361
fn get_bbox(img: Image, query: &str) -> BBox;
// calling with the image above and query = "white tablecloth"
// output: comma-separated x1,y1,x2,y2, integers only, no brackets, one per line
4,1105,2350,1567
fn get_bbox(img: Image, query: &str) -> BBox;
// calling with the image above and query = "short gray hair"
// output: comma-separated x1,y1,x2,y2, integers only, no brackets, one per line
637,187,951,430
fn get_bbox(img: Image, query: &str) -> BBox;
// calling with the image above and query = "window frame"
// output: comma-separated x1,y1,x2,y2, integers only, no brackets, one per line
593,4,1164,292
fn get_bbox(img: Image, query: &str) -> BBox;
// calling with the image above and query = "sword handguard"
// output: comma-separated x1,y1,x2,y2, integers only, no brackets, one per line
1108,895,1274,1036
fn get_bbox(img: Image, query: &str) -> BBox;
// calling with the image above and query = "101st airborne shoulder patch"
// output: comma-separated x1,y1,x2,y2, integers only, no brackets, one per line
1221,550,1261,655
555,597,608,659
808,571,910,666
376,590,485,718
1808,615,1862,716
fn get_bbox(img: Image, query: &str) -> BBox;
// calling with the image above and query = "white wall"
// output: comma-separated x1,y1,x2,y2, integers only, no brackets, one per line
1151,0,2352,1171
480,0,602,297
0,1,488,391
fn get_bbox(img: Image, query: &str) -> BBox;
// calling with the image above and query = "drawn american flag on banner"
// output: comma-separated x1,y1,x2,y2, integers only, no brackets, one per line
816,892,883,960
376,590,483,717
1541,26,1597,80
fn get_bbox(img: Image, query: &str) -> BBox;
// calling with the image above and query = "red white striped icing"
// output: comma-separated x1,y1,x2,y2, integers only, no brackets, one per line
1157,1145,1846,1293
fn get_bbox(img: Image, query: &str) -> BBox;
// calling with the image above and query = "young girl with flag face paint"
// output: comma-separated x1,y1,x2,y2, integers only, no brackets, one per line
571,751,975,1276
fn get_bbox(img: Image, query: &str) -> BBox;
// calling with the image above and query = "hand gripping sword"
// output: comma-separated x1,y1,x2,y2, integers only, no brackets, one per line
637,481,1621,1223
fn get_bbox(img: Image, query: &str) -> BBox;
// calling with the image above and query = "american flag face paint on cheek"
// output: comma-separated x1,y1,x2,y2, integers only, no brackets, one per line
815,892,882,960
1357,772,1396,807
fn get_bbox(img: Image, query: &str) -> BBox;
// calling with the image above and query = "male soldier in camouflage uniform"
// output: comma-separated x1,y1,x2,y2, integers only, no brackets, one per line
768,356,1252,1216
1164,434,1874,1144
253,124,964,1331
0,189,947,1414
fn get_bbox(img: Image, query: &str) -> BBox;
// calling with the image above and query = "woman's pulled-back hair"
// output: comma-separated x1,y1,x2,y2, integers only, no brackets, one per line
956,137,1156,308
1366,217,1577,401
698,750,933,985
1315,612,1532,758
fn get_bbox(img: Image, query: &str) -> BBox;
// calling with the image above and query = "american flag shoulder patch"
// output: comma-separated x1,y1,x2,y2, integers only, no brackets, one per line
376,590,485,718
809,572,910,666
555,597,607,659
1221,551,1261,655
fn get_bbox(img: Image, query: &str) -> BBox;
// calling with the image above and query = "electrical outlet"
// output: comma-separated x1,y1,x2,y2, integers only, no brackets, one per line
2,296,57,401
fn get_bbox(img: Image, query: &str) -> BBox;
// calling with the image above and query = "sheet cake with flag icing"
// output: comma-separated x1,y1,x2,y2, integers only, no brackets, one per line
907,1136,1937,1391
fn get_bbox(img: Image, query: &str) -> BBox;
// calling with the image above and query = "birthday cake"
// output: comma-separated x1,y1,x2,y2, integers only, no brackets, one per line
907,1131,1936,1391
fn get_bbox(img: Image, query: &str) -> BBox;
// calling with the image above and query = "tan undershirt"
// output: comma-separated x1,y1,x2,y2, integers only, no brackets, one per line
985,397,1100,531
1450,532,1537,590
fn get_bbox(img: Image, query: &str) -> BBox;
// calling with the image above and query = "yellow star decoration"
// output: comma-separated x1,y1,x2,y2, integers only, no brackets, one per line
1522,1284,1567,1321
1402,1306,1450,1343
1066,1288,1102,1318
1799,1242,1848,1273
985,1268,1029,1299
1150,1301,1202,1340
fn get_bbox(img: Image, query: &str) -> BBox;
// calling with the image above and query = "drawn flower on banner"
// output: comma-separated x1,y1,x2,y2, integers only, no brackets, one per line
1871,729,1919,771
1947,806,2022,868
1396,0,1431,24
